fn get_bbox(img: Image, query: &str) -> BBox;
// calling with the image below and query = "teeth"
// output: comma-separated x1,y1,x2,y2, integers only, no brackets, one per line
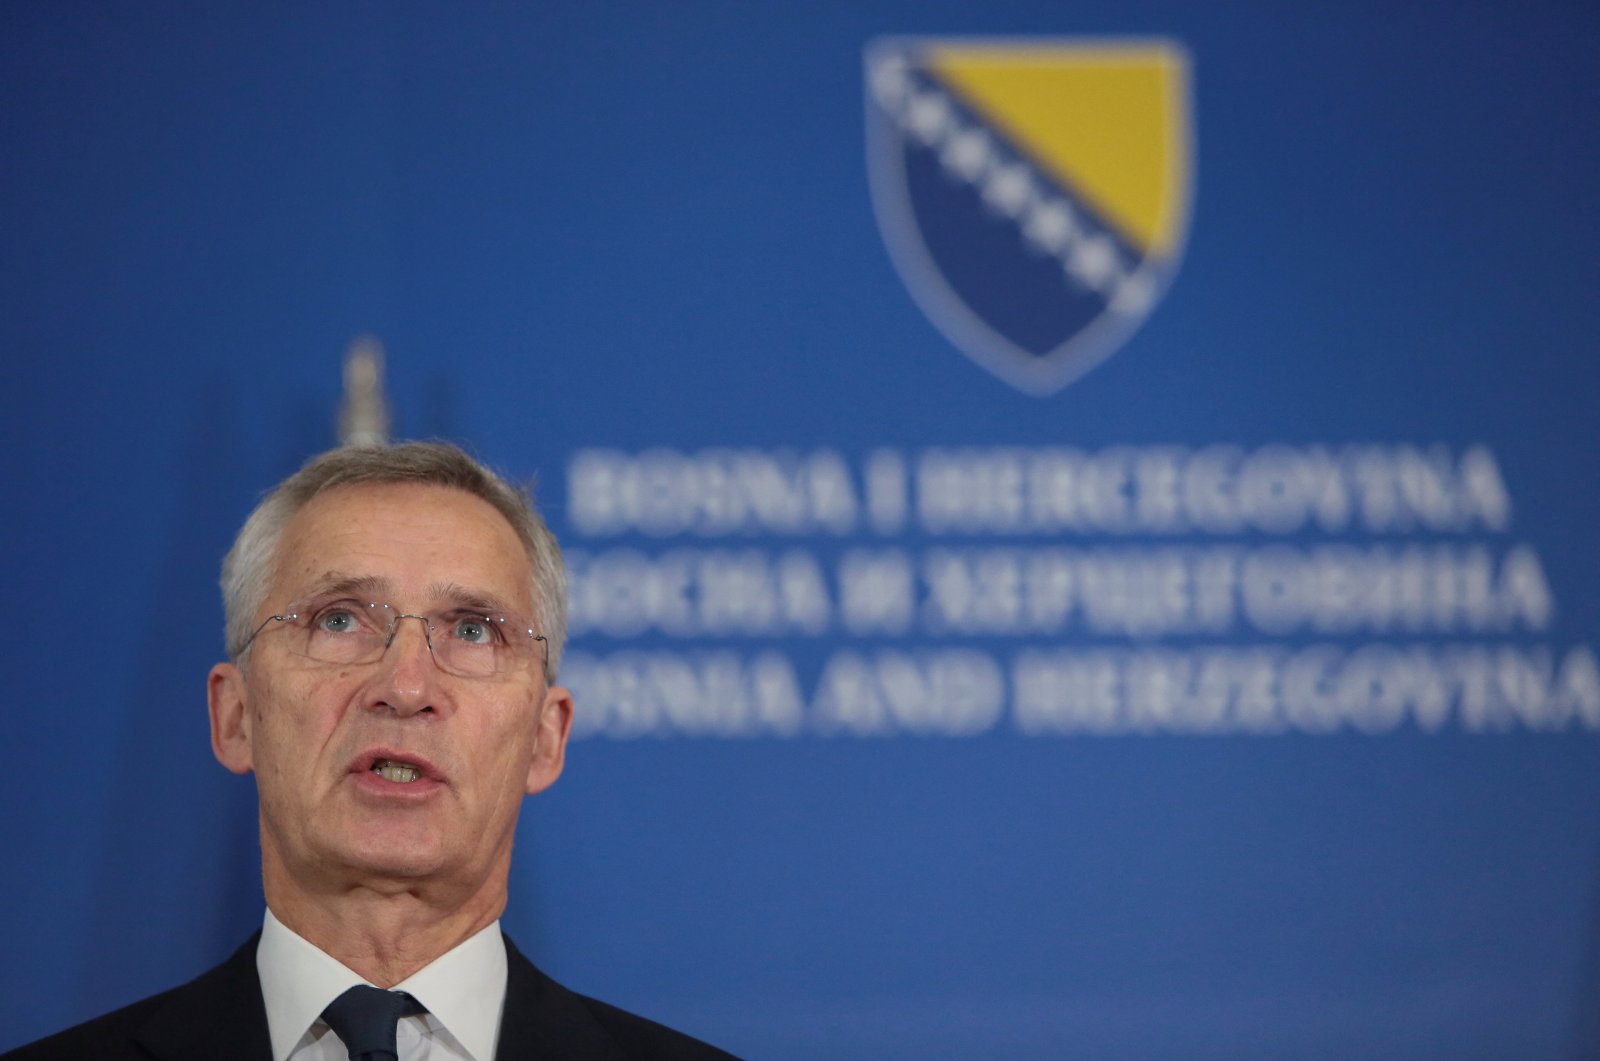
373,759,421,783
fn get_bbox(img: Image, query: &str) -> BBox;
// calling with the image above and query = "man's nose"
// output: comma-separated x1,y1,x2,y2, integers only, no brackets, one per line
370,614,440,716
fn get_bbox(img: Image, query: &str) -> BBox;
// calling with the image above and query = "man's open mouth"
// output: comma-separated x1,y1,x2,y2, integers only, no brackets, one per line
372,759,422,783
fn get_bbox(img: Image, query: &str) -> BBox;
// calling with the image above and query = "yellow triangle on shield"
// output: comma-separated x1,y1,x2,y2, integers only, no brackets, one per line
926,42,1189,257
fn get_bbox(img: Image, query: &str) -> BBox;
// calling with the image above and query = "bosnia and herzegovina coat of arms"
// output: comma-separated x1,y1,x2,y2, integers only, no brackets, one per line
866,38,1192,396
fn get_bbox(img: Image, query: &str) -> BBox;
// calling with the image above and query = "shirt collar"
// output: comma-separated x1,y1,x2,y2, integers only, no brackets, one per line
392,915,507,1061
257,907,507,1061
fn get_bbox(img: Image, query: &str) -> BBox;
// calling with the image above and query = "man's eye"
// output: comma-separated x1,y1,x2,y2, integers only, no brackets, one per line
451,617,498,645
314,608,361,635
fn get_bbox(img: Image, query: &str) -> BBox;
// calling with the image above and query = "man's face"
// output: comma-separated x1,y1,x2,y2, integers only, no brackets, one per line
207,482,572,899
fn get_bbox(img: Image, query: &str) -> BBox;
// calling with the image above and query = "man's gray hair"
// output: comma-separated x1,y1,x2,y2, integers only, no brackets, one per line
221,441,567,681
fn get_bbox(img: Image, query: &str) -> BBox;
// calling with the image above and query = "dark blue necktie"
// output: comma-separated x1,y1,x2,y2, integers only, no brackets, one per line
320,984,427,1061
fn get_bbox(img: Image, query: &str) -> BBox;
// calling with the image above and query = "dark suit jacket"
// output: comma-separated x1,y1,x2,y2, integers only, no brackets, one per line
3,934,738,1060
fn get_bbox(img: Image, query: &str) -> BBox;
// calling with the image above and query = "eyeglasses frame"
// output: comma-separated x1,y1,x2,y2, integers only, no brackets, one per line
236,598,550,679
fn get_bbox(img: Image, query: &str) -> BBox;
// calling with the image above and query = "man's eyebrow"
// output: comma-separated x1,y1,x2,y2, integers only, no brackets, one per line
292,575,519,615
296,573,393,600
429,581,518,616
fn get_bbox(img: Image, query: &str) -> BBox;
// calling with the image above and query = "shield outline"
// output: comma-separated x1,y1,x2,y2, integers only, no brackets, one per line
864,36,1195,396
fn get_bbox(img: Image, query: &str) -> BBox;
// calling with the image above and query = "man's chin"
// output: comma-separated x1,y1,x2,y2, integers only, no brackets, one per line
312,821,461,885
337,835,456,882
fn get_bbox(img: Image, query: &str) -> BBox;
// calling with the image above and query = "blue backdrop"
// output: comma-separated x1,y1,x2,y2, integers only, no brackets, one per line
5,3,1599,1058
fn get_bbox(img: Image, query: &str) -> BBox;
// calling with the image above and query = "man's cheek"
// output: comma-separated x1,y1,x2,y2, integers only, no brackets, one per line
249,717,291,785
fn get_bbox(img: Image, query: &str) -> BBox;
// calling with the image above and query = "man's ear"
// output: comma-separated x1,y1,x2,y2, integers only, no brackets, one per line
208,662,255,775
526,684,574,796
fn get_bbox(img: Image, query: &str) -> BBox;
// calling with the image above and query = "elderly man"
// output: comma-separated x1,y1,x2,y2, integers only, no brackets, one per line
8,442,734,1060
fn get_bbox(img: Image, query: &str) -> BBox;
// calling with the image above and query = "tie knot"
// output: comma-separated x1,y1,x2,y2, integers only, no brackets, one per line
320,984,427,1061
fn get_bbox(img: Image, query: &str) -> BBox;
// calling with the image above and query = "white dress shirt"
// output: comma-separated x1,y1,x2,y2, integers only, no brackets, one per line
256,907,508,1061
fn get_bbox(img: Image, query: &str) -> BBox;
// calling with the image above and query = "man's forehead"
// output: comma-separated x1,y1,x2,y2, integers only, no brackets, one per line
271,482,534,607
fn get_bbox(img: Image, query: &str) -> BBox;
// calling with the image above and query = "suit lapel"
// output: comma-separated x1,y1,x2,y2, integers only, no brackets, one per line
133,935,273,1061
496,936,626,1061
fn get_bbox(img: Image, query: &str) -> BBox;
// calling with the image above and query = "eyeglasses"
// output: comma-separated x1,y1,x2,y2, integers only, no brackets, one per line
239,597,548,679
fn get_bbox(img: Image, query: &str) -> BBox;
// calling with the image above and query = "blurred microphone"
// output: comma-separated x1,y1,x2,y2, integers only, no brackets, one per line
338,334,391,447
